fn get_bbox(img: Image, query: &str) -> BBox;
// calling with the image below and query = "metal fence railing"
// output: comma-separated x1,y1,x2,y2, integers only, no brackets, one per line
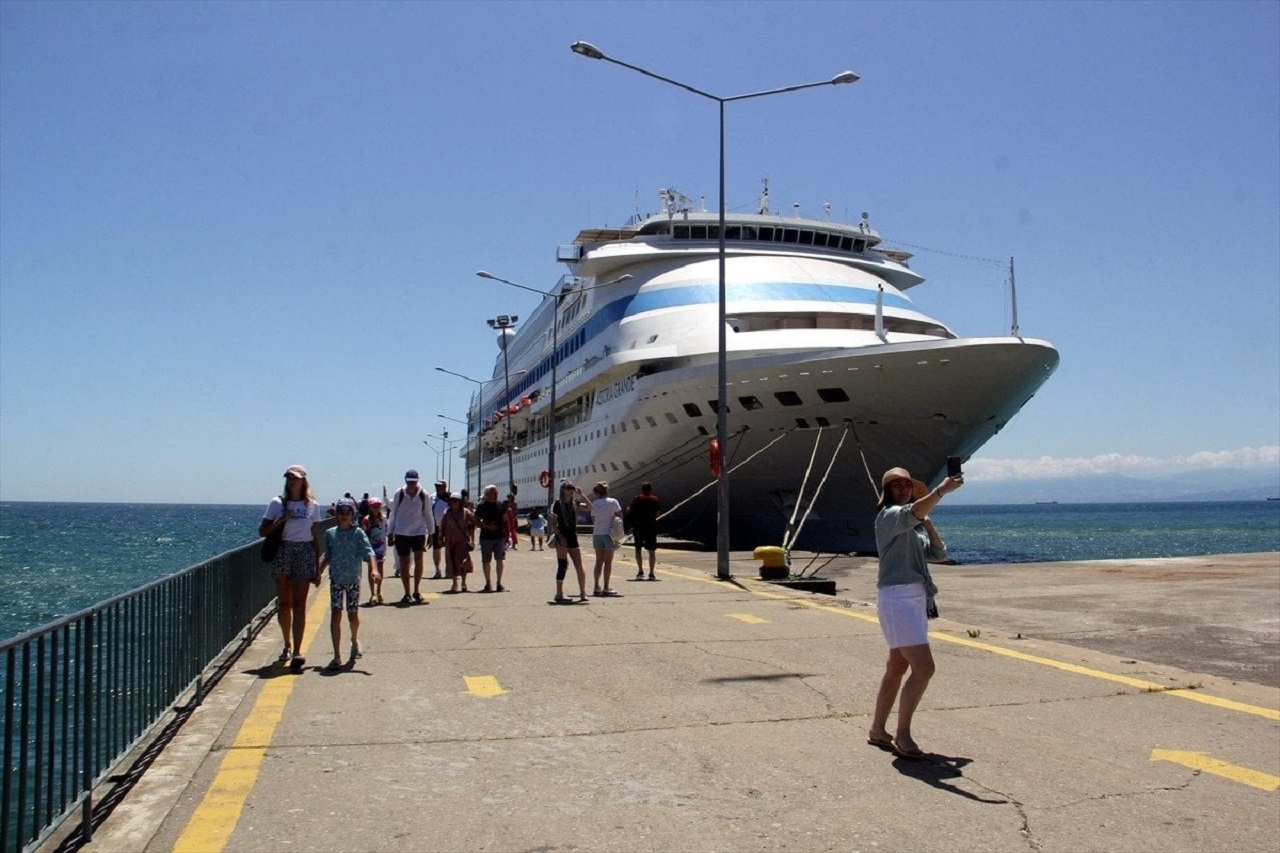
0,539,280,853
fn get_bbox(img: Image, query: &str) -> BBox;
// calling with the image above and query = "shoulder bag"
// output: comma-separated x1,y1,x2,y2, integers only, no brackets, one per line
261,498,286,563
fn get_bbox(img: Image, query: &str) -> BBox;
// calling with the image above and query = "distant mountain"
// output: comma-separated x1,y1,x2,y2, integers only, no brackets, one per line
949,467,1280,505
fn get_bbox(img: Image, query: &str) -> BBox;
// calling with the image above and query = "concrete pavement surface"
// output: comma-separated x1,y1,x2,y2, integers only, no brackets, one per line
65,548,1278,853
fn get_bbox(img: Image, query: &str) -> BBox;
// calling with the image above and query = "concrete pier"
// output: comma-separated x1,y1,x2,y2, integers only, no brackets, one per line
56,549,1279,852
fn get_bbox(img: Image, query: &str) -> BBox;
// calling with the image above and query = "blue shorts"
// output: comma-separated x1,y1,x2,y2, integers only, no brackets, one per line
480,538,506,563
592,534,618,552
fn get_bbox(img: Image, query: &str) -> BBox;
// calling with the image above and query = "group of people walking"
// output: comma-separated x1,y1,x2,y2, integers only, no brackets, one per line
261,458,963,759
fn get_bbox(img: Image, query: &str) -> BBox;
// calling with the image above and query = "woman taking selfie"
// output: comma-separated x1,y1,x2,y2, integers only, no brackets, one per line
867,465,962,758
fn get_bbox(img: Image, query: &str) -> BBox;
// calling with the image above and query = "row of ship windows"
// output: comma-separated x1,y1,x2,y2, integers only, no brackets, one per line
555,386,850,450
529,387,854,483
665,223,868,253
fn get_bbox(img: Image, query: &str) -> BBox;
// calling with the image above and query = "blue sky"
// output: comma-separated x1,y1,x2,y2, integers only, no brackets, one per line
1,0,1277,505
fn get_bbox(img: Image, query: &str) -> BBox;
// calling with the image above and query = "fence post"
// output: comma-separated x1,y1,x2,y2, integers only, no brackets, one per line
80,612,93,845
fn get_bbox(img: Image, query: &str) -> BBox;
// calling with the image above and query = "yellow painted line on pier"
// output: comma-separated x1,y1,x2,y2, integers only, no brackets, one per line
463,675,510,696
656,567,1280,721
174,590,329,853
728,613,770,624
1151,749,1280,791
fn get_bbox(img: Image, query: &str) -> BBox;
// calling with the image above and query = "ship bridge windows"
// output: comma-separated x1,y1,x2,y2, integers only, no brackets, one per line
737,395,764,411
669,221,873,256
727,311,953,339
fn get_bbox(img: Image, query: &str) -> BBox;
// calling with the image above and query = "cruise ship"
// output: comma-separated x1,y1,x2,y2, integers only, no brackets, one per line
458,187,1058,554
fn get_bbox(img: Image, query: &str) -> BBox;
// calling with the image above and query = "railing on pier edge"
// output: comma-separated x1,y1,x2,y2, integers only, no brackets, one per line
0,537,285,853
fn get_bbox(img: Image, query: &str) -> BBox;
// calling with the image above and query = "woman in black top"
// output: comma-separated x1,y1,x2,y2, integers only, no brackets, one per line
548,482,590,603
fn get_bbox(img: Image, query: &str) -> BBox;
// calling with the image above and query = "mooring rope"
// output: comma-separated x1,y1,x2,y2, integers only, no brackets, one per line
783,421,854,551
847,419,881,498
657,426,795,521
780,427,825,549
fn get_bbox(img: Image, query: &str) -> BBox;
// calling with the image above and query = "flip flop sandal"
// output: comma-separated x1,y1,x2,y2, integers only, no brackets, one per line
893,743,925,759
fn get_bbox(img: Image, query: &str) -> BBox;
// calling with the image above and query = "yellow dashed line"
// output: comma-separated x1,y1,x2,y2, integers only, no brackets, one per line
1151,749,1280,791
463,675,510,696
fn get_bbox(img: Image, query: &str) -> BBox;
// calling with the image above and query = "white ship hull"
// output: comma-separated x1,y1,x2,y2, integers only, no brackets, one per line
454,193,1059,554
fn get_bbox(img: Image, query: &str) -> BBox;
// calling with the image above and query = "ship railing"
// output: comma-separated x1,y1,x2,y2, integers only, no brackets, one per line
0,537,285,853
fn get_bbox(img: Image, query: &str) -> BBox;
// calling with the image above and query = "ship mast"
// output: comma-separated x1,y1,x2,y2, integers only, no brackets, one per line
1009,256,1020,337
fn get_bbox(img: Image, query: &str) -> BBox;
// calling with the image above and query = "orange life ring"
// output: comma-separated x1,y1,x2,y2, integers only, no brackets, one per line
538,470,552,489
709,438,722,478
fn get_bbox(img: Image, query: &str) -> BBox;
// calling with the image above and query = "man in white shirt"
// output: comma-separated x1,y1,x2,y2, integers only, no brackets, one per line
388,469,436,604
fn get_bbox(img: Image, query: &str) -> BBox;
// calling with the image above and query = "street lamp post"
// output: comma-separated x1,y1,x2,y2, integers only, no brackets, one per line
477,270,633,510
434,366,488,497
486,315,520,496
424,432,451,484
438,414,472,496
570,40,858,579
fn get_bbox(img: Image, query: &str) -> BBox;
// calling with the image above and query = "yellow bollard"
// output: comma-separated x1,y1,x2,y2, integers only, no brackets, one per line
752,545,788,580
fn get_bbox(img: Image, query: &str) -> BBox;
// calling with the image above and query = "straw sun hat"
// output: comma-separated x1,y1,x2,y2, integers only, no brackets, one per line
878,467,929,506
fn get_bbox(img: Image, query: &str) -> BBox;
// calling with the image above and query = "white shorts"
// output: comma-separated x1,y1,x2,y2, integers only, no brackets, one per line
877,582,929,649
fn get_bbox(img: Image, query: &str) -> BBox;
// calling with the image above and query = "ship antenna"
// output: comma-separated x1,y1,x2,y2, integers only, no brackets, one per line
793,202,800,219
860,211,870,233
823,202,831,220
759,178,771,215
1009,256,1021,337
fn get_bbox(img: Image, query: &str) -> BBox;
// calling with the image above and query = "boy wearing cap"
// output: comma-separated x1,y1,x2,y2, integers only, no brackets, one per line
388,470,436,604
320,498,377,669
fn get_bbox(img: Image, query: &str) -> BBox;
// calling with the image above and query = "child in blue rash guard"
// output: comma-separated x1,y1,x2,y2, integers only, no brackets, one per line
320,499,378,669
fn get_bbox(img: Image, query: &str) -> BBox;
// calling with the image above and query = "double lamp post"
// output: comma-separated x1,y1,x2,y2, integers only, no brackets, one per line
569,41,858,579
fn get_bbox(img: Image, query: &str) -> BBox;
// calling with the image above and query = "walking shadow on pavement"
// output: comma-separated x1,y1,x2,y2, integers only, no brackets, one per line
891,753,1008,804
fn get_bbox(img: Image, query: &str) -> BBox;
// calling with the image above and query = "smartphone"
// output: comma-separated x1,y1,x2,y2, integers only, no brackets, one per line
946,456,963,478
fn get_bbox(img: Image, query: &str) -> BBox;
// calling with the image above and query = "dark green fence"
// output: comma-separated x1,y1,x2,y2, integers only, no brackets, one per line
0,539,279,853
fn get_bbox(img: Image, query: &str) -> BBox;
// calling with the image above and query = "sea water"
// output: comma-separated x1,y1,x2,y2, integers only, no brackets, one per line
0,503,263,642
0,500,1277,642
933,500,1280,565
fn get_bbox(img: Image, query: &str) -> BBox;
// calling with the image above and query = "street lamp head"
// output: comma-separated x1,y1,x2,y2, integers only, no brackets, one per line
832,71,860,86
476,270,496,280
570,41,605,60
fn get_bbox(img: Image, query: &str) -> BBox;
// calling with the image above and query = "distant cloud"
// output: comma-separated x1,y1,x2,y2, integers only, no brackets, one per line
969,446,1280,481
